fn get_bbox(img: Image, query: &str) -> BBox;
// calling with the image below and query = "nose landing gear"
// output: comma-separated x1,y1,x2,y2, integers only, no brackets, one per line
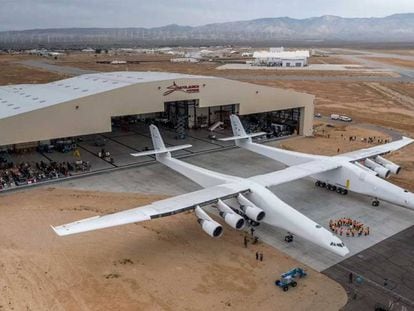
372,199,380,207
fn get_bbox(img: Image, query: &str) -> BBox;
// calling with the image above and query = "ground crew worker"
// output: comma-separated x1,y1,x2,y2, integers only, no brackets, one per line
244,236,248,248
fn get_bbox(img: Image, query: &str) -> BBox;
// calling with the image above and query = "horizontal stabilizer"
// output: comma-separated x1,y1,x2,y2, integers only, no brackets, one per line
218,132,266,141
131,144,192,157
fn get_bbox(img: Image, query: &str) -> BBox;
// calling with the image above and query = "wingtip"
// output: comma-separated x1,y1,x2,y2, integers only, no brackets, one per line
51,225,65,236
50,225,60,236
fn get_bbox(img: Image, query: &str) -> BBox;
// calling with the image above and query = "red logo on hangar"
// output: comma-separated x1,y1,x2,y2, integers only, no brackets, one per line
163,82,200,96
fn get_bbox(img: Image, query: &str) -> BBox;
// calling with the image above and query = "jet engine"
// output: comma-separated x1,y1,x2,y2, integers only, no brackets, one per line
195,206,223,238
216,199,246,230
353,162,378,176
364,158,390,178
237,194,266,222
375,156,401,174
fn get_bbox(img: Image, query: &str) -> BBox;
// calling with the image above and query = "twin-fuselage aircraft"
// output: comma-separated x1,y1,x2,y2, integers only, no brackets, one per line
52,115,414,257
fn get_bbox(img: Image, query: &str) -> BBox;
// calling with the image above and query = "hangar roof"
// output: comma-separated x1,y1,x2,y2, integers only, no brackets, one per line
0,71,216,119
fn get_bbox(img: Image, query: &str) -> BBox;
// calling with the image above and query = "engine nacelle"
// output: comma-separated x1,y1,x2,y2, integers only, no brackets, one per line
353,162,378,176
195,206,223,238
216,200,245,230
221,213,246,230
364,158,390,178
375,156,401,174
237,194,266,222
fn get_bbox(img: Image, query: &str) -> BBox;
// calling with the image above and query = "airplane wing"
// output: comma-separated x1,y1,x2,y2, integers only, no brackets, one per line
250,159,341,188
52,183,249,236
341,136,414,161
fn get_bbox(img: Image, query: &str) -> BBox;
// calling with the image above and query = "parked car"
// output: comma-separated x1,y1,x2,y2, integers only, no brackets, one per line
339,115,352,122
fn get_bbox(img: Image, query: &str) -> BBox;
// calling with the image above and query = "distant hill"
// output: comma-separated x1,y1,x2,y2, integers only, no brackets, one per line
1,14,414,48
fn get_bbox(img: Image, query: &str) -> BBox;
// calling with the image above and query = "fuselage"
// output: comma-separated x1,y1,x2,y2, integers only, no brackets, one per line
159,154,349,256
314,158,414,210
239,139,414,210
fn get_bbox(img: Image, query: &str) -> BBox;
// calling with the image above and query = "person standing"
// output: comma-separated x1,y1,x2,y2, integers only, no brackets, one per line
255,251,259,260
349,272,353,283
244,236,248,248
259,253,263,262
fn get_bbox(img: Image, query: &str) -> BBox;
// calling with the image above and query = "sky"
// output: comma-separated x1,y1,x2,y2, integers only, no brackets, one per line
1,0,414,31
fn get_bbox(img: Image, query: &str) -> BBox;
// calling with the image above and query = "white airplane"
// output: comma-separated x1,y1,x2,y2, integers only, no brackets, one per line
52,125,350,256
221,115,414,210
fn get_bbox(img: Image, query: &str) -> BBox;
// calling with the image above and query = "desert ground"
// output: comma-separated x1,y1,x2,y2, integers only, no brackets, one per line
0,54,66,85
0,48,414,310
0,188,347,311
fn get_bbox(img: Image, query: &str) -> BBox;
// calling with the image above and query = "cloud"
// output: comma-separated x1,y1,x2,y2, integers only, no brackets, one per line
0,0,413,31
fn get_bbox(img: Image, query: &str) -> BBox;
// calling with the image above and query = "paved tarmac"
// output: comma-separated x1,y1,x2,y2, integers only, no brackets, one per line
323,225,414,311
18,59,98,75
55,144,414,272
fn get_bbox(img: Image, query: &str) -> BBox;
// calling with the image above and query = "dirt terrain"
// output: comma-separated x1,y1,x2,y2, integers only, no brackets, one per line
52,53,388,78
364,56,414,69
246,79,414,136
0,55,66,85
0,188,347,311
308,56,357,64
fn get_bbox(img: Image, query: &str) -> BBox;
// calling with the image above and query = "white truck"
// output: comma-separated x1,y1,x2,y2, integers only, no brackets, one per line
331,114,352,122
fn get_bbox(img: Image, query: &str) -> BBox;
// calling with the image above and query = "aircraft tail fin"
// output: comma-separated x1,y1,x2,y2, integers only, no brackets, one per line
218,115,266,144
131,125,192,160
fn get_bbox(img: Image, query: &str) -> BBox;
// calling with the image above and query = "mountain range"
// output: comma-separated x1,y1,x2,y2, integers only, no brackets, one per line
1,14,413,48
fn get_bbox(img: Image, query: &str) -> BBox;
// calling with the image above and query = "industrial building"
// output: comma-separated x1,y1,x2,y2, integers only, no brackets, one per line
0,71,314,148
252,49,310,67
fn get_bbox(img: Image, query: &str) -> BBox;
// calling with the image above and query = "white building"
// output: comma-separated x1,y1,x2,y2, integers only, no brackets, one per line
252,50,310,67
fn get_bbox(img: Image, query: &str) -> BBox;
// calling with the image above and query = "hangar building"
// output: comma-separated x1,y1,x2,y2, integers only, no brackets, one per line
0,71,314,147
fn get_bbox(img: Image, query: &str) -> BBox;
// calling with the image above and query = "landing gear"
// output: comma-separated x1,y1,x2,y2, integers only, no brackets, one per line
284,232,294,243
315,181,348,195
372,199,380,207
337,188,348,195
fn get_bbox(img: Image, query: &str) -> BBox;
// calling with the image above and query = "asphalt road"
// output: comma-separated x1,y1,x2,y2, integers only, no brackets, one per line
323,225,414,311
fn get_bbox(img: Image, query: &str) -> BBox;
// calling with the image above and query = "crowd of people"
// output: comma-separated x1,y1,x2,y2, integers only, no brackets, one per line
0,160,91,190
346,135,389,144
329,218,370,237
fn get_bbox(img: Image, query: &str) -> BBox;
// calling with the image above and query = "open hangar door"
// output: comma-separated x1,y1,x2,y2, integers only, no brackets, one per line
164,101,238,138
239,108,302,138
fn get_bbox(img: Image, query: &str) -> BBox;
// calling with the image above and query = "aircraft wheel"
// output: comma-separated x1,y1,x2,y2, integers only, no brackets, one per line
342,189,348,195
372,200,380,207
336,188,342,194
330,185,337,191
321,182,326,188
315,181,321,187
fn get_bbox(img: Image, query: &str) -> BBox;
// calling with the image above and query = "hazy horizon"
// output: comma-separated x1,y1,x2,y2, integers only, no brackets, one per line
1,0,414,31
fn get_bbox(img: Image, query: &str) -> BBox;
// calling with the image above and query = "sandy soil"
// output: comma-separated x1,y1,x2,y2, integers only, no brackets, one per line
53,53,389,78
0,188,347,311
0,55,66,85
246,80,414,136
365,49,414,56
309,56,357,65
364,56,414,69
